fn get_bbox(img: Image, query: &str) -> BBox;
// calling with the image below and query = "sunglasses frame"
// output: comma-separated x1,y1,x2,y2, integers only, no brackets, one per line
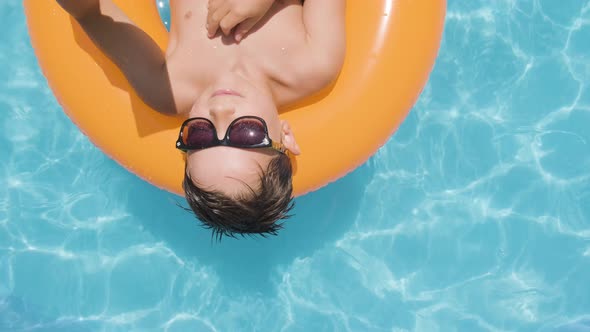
175,115,286,153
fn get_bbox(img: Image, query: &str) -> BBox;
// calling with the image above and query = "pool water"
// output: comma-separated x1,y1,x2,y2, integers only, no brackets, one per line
2,0,590,331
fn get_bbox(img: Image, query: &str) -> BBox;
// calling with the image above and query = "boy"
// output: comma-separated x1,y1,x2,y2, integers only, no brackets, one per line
56,0,346,238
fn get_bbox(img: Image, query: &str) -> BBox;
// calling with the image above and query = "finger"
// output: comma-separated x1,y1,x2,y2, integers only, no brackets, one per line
206,5,229,37
206,8,224,37
219,12,243,37
207,0,223,12
234,16,261,42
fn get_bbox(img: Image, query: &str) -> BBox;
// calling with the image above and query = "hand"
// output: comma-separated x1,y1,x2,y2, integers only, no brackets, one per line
207,0,275,41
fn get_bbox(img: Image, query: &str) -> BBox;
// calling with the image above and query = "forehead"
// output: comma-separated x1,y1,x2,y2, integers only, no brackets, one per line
186,147,275,194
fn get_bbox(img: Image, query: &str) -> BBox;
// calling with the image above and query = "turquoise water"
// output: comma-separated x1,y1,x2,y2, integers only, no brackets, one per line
2,0,590,331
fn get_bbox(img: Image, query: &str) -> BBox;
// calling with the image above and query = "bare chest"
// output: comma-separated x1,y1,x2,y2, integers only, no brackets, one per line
166,0,307,88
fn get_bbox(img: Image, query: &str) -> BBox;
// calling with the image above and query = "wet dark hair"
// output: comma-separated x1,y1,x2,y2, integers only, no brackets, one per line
182,153,294,240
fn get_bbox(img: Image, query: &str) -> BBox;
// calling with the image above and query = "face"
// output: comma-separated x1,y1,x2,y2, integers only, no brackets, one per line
185,75,300,196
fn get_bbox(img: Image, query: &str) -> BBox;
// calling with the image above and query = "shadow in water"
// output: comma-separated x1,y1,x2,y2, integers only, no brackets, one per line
126,162,374,295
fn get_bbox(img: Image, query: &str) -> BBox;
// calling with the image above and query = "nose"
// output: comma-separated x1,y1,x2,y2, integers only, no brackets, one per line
209,103,236,118
208,103,236,139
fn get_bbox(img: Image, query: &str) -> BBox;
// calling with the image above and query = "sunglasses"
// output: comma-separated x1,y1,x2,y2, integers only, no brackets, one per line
175,116,286,153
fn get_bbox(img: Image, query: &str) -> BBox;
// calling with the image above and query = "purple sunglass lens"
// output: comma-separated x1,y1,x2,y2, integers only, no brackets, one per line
184,120,215,148
228,119,267,146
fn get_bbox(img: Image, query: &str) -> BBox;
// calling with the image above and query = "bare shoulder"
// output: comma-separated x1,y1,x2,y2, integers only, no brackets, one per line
282,43,345,100
298,40,346,90
163,53,202,114
302,0,347,82
272,0,346,105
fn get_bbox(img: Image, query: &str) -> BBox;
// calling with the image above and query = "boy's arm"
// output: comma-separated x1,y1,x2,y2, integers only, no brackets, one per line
302,0,346,83
57,0,178,114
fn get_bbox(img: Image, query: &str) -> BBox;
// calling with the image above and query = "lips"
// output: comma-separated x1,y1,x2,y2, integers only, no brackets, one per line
211,89,243,98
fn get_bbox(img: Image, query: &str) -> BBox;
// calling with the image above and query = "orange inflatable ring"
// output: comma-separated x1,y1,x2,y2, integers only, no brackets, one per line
25,0,446,196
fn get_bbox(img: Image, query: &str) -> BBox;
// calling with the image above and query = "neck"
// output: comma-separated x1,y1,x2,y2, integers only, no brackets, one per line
188,58,279,118
207,59,275,102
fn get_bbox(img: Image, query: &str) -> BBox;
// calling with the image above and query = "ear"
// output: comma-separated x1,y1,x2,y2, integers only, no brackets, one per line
280,120,301,155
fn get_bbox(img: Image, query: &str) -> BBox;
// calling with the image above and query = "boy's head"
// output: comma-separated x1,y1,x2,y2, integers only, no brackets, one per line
183,152,294,239
178,74,300,238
